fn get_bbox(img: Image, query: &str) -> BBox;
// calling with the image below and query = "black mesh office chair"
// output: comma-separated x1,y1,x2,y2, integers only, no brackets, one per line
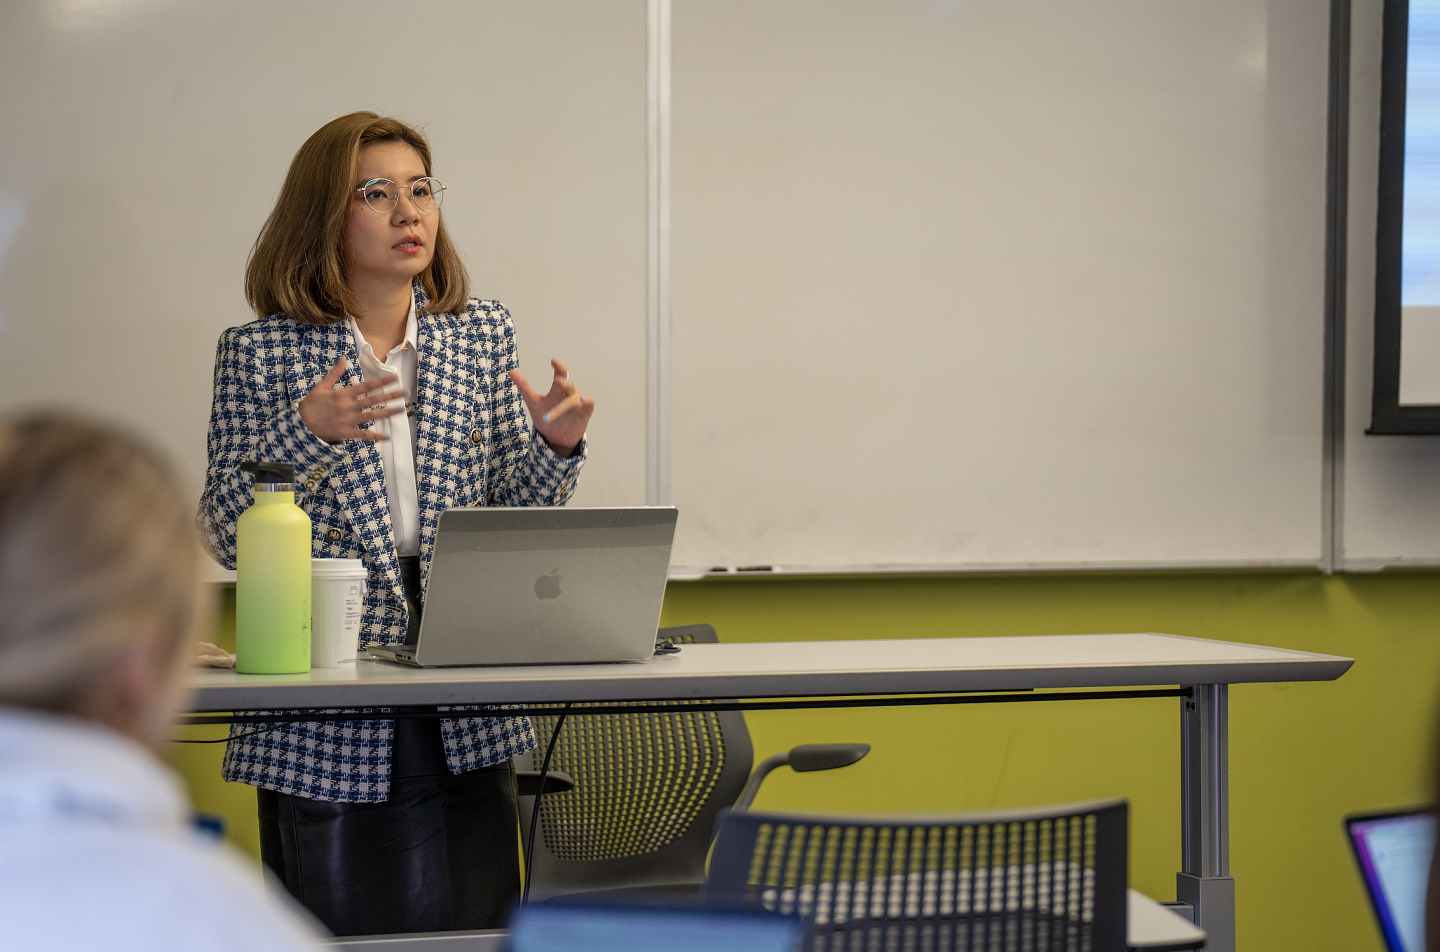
518,624,869,902
704,798,1129,952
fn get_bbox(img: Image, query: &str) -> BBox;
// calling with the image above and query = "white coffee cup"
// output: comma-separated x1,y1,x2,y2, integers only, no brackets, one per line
311,558,366,667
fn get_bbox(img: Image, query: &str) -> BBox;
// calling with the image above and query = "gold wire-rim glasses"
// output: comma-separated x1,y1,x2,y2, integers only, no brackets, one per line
355,177,446,213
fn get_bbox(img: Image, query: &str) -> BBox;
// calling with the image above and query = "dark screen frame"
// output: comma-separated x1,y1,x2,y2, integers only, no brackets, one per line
1371,0,1440,432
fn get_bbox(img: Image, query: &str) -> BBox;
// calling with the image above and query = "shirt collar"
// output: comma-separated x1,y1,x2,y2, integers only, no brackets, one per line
401,290,418,350
346,289,418,364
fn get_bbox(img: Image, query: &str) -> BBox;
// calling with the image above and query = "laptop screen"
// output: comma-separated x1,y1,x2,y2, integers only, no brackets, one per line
506,904,803,952
1348,809,1437,952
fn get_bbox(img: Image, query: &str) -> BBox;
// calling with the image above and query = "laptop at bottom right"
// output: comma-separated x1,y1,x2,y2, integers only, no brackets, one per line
1347,807,1437,952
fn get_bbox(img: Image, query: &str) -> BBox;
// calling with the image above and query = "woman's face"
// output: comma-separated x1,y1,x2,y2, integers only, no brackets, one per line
345,141,439,290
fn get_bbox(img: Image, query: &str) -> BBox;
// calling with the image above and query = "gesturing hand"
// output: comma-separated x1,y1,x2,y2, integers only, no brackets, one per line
510,359,594,458
298,357,407,444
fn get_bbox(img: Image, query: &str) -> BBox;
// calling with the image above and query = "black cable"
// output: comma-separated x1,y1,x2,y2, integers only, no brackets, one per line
179,688,1192,727
168,725,283,744
522,702,571,906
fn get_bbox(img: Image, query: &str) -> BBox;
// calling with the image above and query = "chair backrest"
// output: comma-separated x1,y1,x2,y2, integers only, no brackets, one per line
520,624,755,899
704,798,1129,952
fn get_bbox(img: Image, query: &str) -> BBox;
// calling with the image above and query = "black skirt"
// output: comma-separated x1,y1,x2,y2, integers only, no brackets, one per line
255,555,521,936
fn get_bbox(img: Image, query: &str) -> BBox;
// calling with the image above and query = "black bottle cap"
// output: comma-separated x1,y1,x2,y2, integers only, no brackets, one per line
240,461,295,484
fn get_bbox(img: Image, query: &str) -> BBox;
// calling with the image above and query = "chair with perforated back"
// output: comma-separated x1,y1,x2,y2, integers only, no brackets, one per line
518,624,870,902
703,798,1130,952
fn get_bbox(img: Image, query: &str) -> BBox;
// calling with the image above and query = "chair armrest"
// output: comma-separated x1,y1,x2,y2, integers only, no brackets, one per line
732,744,871,811
788,743,870,772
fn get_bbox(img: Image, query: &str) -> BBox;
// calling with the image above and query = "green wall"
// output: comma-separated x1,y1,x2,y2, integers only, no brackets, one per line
170,570,1440,950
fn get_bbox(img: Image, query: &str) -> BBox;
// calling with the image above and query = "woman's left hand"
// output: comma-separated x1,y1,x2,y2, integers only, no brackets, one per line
510,359,594,458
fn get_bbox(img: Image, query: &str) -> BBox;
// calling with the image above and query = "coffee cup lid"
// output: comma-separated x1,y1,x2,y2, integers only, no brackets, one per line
311,558,367,578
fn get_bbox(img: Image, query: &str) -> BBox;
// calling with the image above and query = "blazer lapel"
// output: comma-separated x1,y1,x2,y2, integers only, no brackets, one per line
292,321,403,604
413,312,470,576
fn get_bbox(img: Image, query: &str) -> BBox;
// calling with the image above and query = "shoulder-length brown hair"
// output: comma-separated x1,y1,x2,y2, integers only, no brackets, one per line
245,112,470,324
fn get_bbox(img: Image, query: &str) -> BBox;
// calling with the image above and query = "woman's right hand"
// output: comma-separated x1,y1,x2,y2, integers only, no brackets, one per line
298,357,407,444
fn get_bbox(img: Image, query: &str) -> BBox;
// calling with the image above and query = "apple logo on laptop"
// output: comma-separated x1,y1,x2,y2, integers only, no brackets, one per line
534,568,563,600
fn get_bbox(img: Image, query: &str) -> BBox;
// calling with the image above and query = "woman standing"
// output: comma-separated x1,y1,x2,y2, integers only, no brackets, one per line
197,112,594,935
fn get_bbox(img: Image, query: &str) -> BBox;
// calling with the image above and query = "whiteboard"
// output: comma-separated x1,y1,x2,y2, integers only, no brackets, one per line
0,0,1364,576
0,0,648,511
666,0,1332,573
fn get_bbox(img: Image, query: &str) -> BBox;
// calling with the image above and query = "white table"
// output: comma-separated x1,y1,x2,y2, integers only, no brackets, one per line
325,893,1204,951
190,632,1353,952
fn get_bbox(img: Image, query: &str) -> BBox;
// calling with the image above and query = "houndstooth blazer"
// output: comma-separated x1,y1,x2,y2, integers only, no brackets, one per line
198,283,585,803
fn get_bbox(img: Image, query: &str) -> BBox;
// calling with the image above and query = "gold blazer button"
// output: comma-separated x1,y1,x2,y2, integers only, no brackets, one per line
469,428,483,445
326,528,343,543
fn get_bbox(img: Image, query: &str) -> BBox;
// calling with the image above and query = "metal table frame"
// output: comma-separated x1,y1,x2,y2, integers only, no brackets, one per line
1179,683,1234,951
187,632,1353,952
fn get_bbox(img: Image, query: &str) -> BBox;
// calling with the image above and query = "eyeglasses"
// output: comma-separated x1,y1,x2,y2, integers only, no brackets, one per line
355,177,446,213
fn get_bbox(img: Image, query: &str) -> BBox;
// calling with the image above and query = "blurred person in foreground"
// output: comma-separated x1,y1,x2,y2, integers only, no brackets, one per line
0,415,323,950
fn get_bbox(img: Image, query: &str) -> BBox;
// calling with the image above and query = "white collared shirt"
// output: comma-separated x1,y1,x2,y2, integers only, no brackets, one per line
346,297,420,557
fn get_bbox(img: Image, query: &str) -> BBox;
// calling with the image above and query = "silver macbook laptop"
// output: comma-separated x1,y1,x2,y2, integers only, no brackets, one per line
366,506,678,667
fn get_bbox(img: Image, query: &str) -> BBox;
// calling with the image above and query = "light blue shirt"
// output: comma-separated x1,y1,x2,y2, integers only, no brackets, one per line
0,707,324,950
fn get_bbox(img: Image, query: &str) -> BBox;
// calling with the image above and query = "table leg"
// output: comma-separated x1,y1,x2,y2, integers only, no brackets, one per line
1178,683,1235,952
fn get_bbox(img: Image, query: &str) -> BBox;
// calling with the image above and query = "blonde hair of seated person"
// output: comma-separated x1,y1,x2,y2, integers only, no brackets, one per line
0,415,205,744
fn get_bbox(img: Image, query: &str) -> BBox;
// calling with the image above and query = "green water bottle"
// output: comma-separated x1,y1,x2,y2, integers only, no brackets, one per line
235,461,312,674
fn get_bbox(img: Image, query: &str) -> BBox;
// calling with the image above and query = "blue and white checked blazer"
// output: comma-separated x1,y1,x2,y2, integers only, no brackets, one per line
198,284,585,803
